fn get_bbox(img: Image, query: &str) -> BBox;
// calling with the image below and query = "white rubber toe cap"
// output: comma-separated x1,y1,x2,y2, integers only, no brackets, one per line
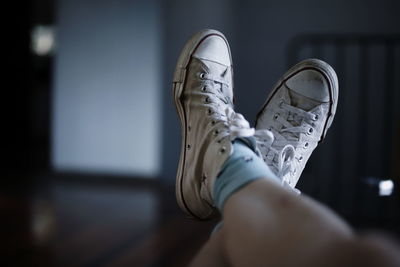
193,35,231,66
285,69,330,102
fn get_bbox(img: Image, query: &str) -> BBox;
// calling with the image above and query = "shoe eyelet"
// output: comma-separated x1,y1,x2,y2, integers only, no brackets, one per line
188,125,191,131
187,144,191,150
199,72,206,79
298,156,303,162
205,97,210,103
207,109,212,115
279,100,284,108
304,142,309,148
313,114,319,121
211,120,216,125
220,146,226,153
308,128,314,134
202,86,207,91
214,129,219,135
273,113,279,120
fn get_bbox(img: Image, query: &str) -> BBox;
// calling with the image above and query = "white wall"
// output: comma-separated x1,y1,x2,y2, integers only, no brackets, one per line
53,0,161,176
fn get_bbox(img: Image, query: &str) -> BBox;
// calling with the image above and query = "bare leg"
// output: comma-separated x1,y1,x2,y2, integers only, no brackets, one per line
222,178,352,267
189,230,228,267
191,178,400,267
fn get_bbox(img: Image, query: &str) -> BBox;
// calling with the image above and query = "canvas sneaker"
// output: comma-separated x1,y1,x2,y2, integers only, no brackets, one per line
255,59,338,190
173,29,254,220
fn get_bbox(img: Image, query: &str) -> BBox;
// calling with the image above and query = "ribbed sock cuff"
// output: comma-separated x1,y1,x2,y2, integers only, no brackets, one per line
213,138,279,211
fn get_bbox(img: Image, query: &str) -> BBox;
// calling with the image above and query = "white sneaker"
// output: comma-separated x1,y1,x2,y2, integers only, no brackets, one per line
173,29,254,220
255,59,339,189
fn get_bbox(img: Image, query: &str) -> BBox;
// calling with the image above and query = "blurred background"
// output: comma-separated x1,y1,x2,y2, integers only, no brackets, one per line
3,0,400,266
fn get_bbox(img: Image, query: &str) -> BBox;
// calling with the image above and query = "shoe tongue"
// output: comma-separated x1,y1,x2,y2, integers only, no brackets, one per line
197,59,233,100
288,89,321,111
201,59,228,74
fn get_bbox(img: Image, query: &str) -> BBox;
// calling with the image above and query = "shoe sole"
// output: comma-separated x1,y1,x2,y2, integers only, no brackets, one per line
172,29,233,220
255,58,339,142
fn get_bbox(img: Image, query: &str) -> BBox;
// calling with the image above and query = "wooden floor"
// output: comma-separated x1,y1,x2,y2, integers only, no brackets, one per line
2,174,218,267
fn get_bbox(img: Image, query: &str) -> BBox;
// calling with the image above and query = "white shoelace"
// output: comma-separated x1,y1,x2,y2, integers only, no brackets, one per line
201,71,254,141
255,101,320,192
272,102,320,148
254,129,295,178
255,129,300,194
225,107,255,140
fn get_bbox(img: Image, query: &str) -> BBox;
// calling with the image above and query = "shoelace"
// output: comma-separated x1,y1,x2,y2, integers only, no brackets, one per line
201,71,254,141
225,107,255,140
272,102,320,148
255,129,300,194
254,129,295,179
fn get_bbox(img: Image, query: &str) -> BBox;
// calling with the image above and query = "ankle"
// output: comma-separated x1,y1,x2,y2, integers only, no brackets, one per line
213,141,279,211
